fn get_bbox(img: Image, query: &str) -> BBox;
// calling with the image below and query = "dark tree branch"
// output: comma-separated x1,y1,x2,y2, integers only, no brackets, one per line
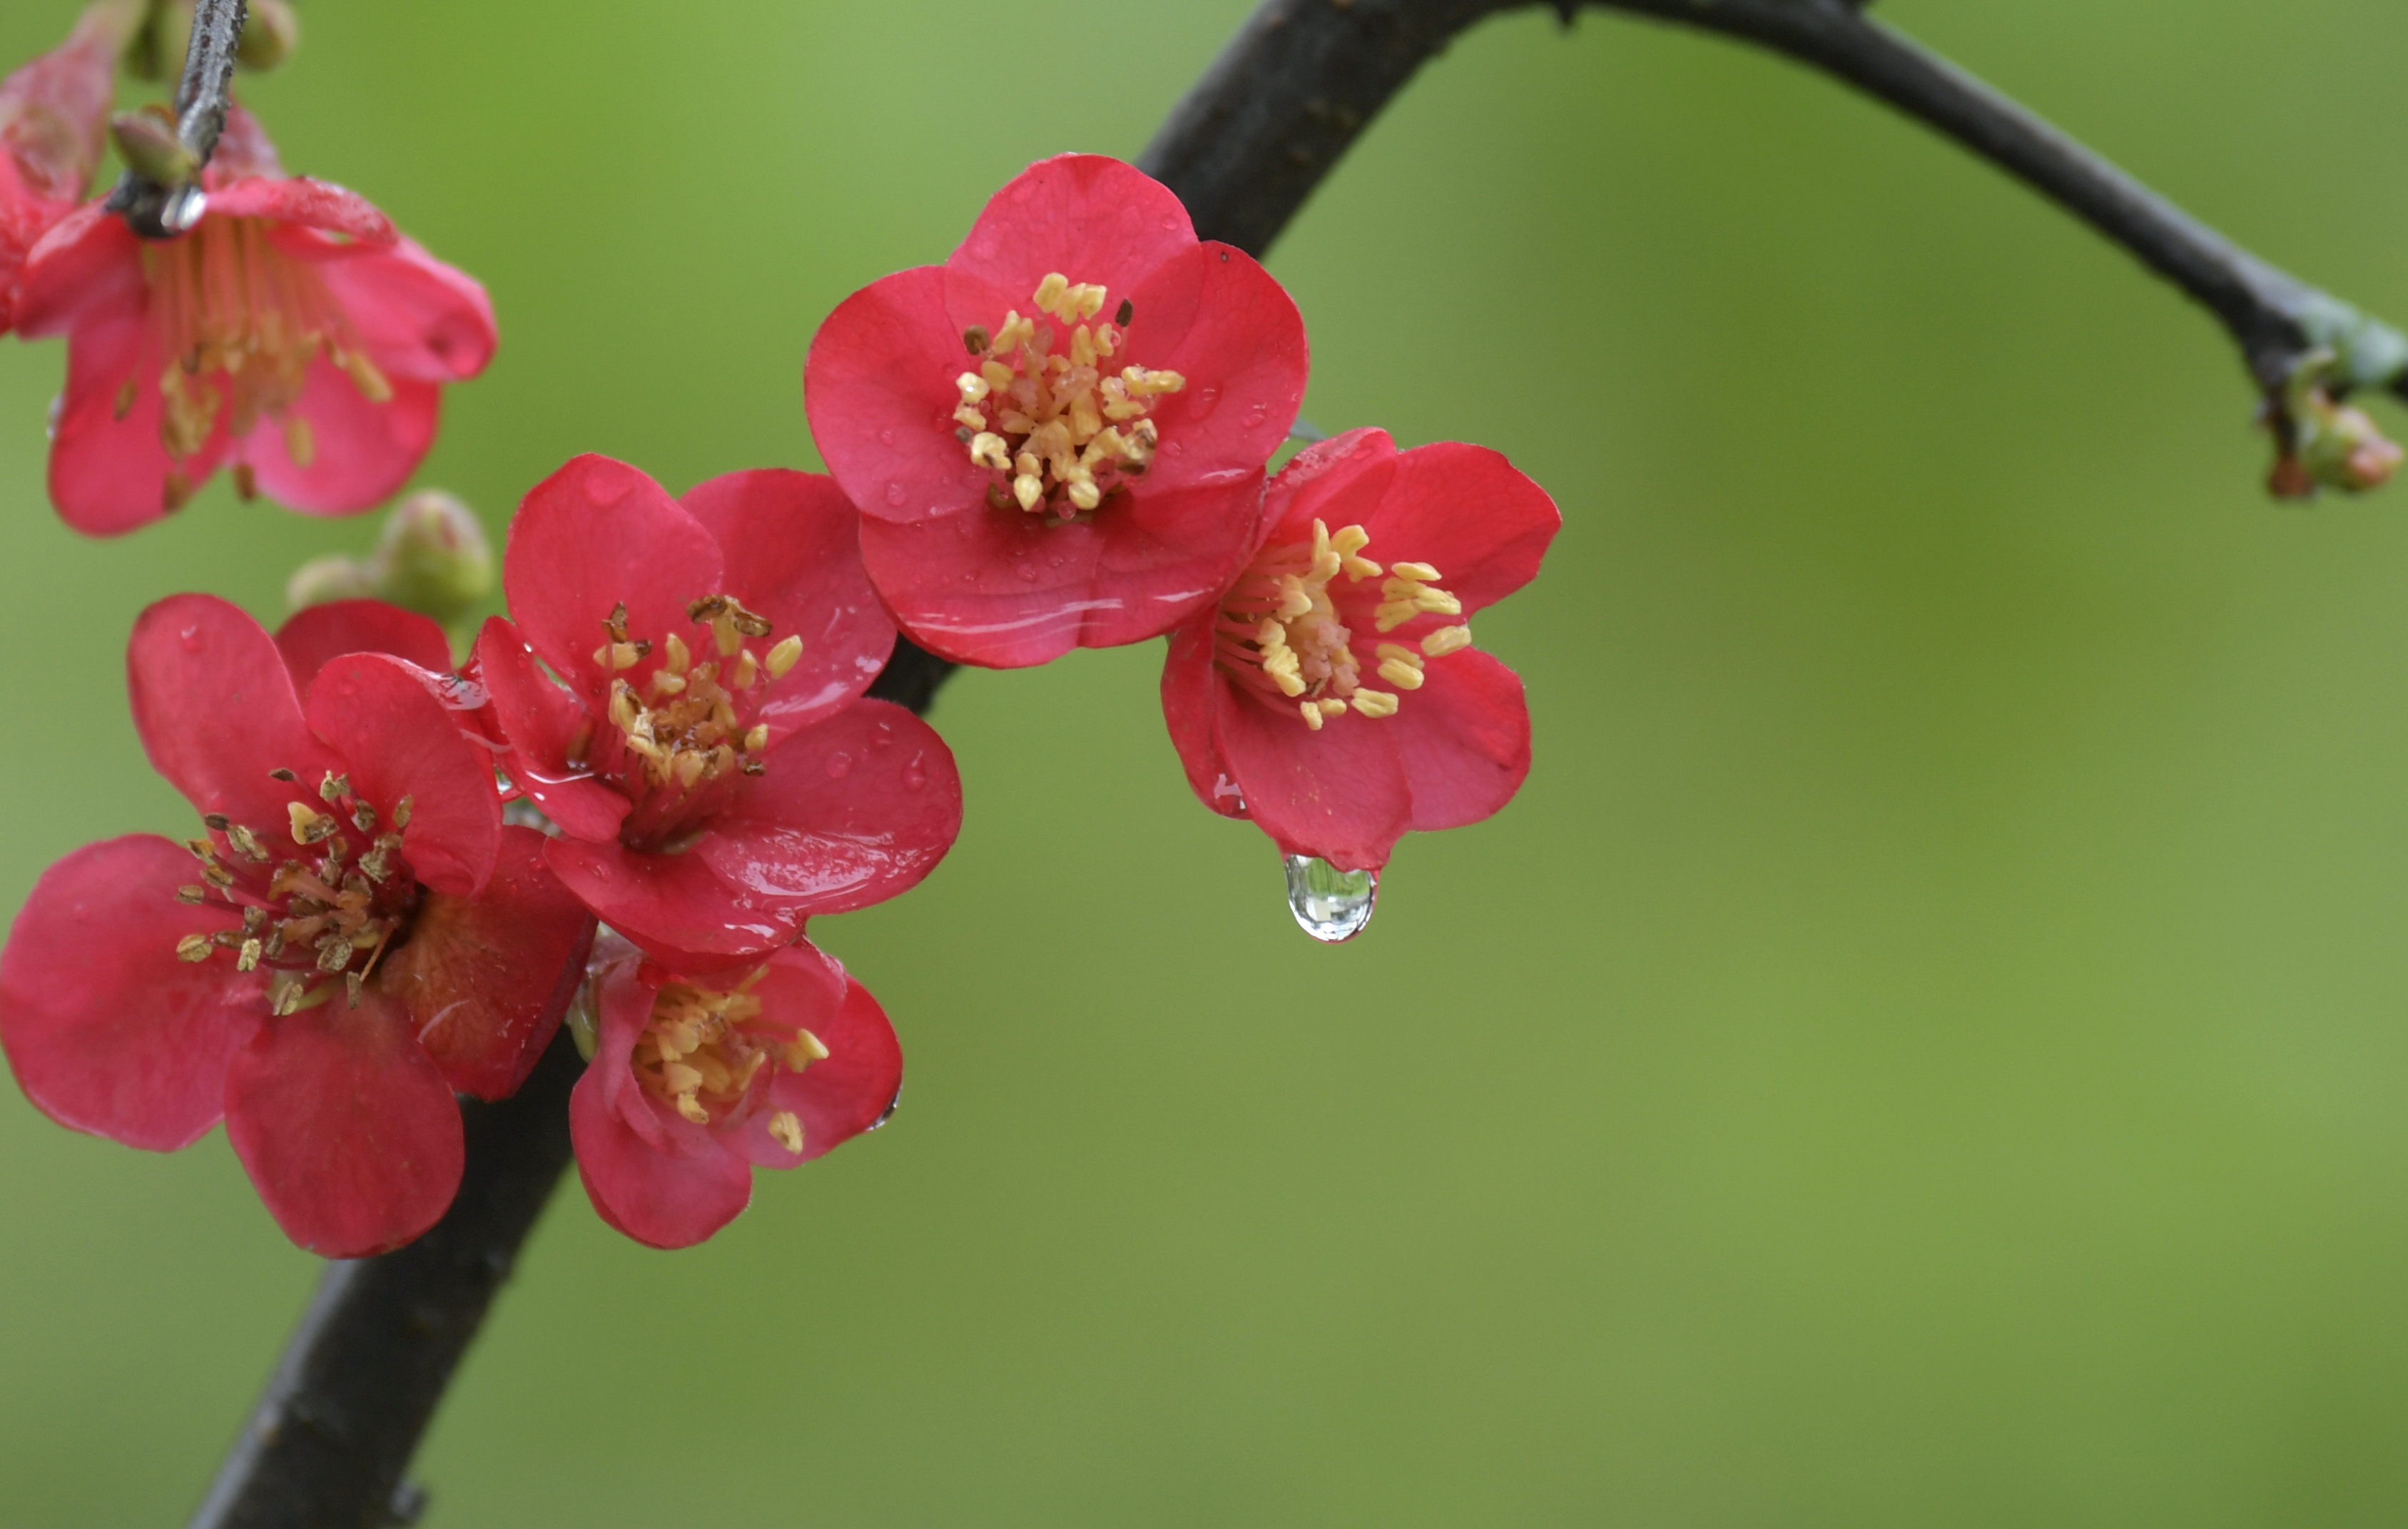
1144,0,2408,401
111,0,248,238
188,1030,582,1529
191,1,2408,1521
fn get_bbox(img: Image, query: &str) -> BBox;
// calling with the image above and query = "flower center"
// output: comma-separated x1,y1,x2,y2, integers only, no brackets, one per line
1213,517,1475,731
569,596,804,850
635,972,827,1150
172,770,423,1015
952,272,1184,521
136,217,394,509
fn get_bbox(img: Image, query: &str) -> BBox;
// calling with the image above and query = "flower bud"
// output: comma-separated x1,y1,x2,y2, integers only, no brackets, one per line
285,491,495,624
235,0,300,71
371,490,494,623
283,553,377,611
107,108,195,185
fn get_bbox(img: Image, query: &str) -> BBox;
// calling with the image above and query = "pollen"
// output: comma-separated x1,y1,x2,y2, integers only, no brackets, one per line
1211,518,1473,730
137,217,392,486
633,973,827,1131
953,270,1182,522
598,593,796,808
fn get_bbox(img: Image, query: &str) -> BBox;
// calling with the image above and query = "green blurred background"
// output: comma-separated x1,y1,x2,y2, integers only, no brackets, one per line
6,1,2408,1522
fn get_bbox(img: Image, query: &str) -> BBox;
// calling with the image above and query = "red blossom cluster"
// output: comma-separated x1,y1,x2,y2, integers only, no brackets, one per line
0,9,1556,1258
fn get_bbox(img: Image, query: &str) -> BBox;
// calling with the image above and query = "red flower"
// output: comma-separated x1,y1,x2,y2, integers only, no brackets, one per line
14,104,496,535
569,934,900,1248
1161,428,1560,871
0,4,126,334
474,454,962,967
806,153,1308,669
0,596,595,1256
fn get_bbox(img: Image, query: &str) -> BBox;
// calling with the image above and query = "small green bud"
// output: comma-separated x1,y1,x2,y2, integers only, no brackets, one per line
235,0,300,71
108,108,195,185
370,490,494,624
285,553,378,612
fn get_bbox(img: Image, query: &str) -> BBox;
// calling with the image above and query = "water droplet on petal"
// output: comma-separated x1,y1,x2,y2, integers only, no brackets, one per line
866,1084,902,1130
884,482,908,507
1244,402,1269,427
878,427,896,446
824,751,854,780
901,758,928,791
1017,562,1039,581
1191,386,1221,420
179,625,203,651
1164,440,1186,458
1284,853,1376,943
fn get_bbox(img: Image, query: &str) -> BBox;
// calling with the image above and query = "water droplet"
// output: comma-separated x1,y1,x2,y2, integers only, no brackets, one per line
1016,562,1039,581
1284,854,1377,943
824,751,854,779
179,625,202,651
1191,386,1221,420
884,482,908,507
866,1084,902,1130
901,758,928,791
878,427,896,446
1164,440,1186,457
1244,402,1269,427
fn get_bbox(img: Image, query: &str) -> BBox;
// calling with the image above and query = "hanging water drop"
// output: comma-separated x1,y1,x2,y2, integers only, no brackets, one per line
1283,853,1376,943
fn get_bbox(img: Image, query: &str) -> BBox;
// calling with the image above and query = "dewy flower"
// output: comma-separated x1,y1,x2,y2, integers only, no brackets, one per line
0,596,595,1257
0,1,128,335
806,153,1308,669
474,454,963,966
14,103,497,534
1161,428,1561,871
569,934,901,1249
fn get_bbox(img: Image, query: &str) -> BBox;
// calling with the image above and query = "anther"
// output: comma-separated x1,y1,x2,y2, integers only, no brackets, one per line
237,938,263,972
394,796,414,829
288,803,337,844
768,1111,805,1155
269,768,297,782
319,772,349,803
345,970,365,1008
228,824,272,862
1422,626,1473,657
203,813,231,830
1351,690,1400,718
176,933,213,962
1300,701,1324,731
1116,298,1134,326
351,803,377,833
177,885,208,904
964,325,990,355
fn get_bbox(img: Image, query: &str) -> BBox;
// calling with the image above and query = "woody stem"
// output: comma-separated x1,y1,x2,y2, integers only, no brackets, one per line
113,0,249,239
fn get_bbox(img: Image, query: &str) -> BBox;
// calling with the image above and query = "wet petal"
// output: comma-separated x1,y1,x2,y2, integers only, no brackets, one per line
379,826,596,1101
130,594,340,833
275,599,454,689
469,618,629,843
571,1060,753,1249
305,651,501,898
502,454,722,692
0,836,263,1151
223,986,464,1257
545,837,802,967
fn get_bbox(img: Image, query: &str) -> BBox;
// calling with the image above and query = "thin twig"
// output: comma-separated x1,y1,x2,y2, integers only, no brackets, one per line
111,0,248,238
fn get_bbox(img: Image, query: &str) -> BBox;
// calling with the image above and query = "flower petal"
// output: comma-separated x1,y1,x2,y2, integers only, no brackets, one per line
678,468,893,741
947,155,1198,299
275,599,455,689
223,987,464,1257
309,236,497,384
305,651,502,898
378,826,596,1101
1159,609,1244,821
207,177,397,243
571,1057,753,1249
696,699,962,918
803,264,982,527
766,953,901,1165
1361,442,1560,618
1122,243,1306,502
1213,682,1413,872
469,618,630,843
238,362,439,516
45,290,223,537
130,594,341,833
13,202,142,338
502,454,723,691
544,837,803,967
0,836,263,1151
1395,649,1533,834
